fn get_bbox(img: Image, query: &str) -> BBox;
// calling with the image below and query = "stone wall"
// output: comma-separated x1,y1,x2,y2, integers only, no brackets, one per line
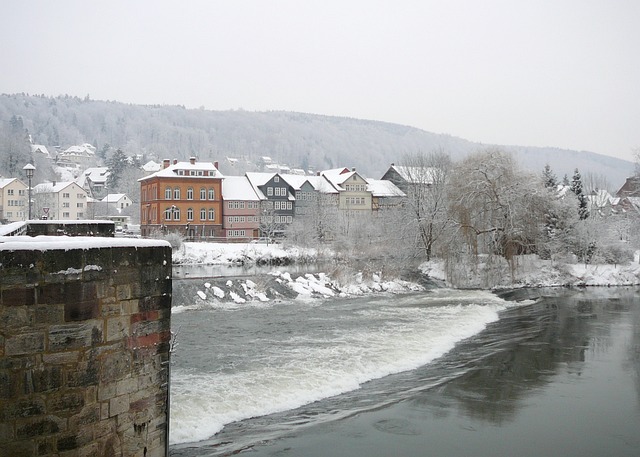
0,238,172,457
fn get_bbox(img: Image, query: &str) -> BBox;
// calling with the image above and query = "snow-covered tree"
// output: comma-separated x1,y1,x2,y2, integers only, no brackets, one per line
399,150,453,261
542,164,557,189
570,168,589,220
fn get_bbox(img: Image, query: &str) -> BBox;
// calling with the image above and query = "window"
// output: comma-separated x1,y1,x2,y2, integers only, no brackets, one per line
173,188,180,199
19,189,25,196
63,202,70,208
200,208,206,220
200,188,206,200
173,207,180,220
63,212,70,218
77,193,85,199
164,208,172,220
77,203,83,208
208,188,215,200
187,187,193,200
208,208,215,220
77,212,83,218
274,176,279,183
275,201,281,210
7,189,13,196
63,193,70,198
267,187,273,196
165,187,172,199
287,202,292,210
187,208,193,221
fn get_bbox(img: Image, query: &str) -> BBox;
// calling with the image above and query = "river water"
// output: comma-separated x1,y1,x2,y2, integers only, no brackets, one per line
168,275,640,457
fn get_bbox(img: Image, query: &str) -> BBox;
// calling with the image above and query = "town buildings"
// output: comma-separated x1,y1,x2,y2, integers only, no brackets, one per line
32,181,89,220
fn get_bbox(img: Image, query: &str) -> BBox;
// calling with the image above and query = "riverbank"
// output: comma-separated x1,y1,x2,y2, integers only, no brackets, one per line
171,243,640,309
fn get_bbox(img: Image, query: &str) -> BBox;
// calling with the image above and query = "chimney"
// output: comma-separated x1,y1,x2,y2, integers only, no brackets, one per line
189,157,196,165
173,159,178,165
163,159,170,169
214,161,219,169
352,167,356,172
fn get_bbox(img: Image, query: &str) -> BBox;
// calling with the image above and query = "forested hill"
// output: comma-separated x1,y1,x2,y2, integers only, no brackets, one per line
0,93,633,187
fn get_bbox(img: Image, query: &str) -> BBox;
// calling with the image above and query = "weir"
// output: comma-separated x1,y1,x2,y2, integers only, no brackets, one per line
0,236,172,457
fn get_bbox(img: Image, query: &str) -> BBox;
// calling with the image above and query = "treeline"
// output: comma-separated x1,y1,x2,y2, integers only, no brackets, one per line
285,149,639,288
0,93,633,185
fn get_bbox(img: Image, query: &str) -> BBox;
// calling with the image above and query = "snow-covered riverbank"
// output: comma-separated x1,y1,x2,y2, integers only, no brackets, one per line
171,242,640,310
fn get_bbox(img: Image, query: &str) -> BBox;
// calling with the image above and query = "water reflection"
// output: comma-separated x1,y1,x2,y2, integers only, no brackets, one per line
411,287,640,424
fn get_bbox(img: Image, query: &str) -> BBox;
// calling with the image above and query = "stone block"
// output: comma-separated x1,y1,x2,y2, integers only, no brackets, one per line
0,440,35,457
42,351,80,366
109,394,130,417
1,286,36,307
0,306,33,330
63,282,99,322
49,390,85,413
92,416,116,439
48,321,102,352
34,304,65,325
100,351,132,383
29,366,63,393
5,332,45,356
97,382,116,402
37,283,65,305
15,414,64,439
66,358,99,388
56,424,93,452
68,404,100,429
116,376,139,396
107,315,130,342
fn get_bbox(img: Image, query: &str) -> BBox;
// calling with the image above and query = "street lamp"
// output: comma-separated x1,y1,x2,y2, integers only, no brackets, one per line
23,163,35,220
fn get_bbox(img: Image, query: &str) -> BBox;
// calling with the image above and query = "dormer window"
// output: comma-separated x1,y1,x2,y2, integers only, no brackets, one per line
274,176,280,183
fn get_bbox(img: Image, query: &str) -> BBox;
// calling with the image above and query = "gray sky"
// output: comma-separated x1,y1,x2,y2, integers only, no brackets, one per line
2,0,639,161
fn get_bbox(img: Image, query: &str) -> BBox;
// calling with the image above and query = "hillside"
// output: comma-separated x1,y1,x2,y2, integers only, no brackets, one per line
0,93,633,188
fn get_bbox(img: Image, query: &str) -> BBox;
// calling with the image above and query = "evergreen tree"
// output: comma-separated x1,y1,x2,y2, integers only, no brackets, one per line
562,174,570,186
106,148,128,190
570,168,589,220
542,164,557,189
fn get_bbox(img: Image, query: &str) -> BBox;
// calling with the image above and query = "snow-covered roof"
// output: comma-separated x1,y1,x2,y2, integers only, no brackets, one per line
31,144,51,157
138,160,223,182
320,168,358,189
367,179,406,197
62,145,95,156
0,178,23,189
389,165,439,184
78,167,110,186
221,176,261,201
102,193,129,202
0,235,169,251
142,160,162,172
34,181,81,193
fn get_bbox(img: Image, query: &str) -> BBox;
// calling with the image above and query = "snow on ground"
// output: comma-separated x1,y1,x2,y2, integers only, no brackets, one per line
172,241,320,265
171,243,640,313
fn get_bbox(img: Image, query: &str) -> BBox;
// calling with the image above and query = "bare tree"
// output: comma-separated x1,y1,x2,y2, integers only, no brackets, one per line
399,150,453,261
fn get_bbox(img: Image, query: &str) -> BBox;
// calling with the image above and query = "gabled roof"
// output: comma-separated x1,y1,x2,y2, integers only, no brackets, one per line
387,165,439,184
221,176,262,201
34,181,82,193
280,174,339,194
77,167,110,187
142,160,162,172
0,178,24,189
31,144,51,157
320,168,362,189
366,179,406,197
102,193,129,202
138,160,224,182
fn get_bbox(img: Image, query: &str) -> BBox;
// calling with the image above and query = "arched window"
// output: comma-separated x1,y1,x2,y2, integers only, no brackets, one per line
173,207,180,221
173,188,181,200
187,208,194,221
208,188,215,200
187,187,194,200
165,187,172,199
200,187,206,200
200,208,206,220
208,208,215,220
164,208,172,220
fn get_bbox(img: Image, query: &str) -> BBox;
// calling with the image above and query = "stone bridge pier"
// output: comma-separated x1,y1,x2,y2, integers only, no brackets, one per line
0,238,172,457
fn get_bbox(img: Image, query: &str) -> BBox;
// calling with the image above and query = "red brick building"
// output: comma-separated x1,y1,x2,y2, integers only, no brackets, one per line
139,158,224,238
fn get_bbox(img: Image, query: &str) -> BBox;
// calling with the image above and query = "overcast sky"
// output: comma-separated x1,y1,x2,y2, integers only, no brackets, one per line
2,0,639,161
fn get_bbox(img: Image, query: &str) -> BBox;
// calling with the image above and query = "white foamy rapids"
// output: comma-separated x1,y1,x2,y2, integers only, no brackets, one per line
170,291,514,444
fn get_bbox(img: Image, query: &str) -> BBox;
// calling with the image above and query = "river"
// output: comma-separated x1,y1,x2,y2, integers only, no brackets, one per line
168,269,640,457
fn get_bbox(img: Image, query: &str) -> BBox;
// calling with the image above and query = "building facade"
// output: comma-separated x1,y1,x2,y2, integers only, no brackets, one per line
139,158,224,238
0,178,28,222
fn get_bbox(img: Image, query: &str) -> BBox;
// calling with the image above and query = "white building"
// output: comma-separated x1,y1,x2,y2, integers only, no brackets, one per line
0,178,28,222
33,181,89,220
